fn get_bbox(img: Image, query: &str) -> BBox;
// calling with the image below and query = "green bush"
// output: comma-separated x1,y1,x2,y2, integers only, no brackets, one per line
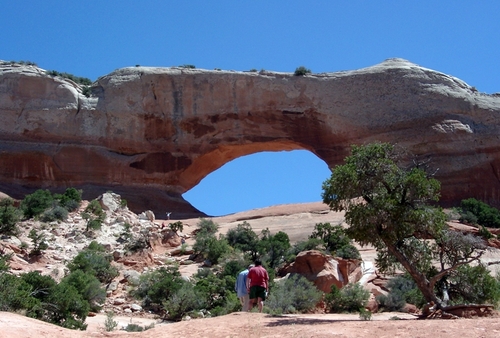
163,281,206,320
226,221,259,258
179,64,196,69
56,188,82,211
258,229,291,268
265,274,323,314
459,198,500,228
67,250,118,283
61,270,106,312
294,66,311,76
28,229,48,256
21,189,54,219
376,275,426,311
41,205,68,222
0,198,21,235
197,218,219,235
133,266,185,307
325,283,370,313
193,231,231,264
44,282,89,330
168,221,184,233
0,272,41,314
309,223,360,259
104,311,118,332
446,264,500,306
46,70,92,85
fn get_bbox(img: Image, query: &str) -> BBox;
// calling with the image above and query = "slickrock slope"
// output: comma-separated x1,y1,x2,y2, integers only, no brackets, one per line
1,59,500,217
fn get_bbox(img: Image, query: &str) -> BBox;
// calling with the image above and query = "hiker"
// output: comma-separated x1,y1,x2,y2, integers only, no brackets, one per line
235,264,254,311
246,259,269,312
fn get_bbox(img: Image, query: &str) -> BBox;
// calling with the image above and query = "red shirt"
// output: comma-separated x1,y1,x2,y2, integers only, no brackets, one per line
247,265,269,289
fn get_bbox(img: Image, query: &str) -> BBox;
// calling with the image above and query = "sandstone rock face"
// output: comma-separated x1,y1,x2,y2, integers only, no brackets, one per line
279,250,361,293
1,59,500,217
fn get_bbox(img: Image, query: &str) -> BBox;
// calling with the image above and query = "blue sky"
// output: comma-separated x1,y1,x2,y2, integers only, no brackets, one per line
2,1,499,215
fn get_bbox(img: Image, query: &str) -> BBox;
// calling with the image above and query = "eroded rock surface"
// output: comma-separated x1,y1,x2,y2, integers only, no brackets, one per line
1,59,500,217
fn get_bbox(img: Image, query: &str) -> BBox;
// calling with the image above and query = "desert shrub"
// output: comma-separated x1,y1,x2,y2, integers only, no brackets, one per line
258,229,291,268
478,225,494,239
0,253,11,272
359,308,372,320
163,281,206,320
28,229,48,256
45,70,92,85
459,198,500,228
197,218,219,235
179,64,196,69
67,250,118,283
87,240,106,252
21,189,54,219
44,282,89,330
226,221,259,258
289,238,324,258
168,221,184,233
446,264,500,306
0,198,21,235
125,229,152,253
61,270,106,312
133,266,185,308
309,223,361,259
193,231,231,264
41,205,68,222
325,283,370,313
81,86,92,97
0,272,41,314
294,66,311,76
56,188,82,211
376,275,425,311
266,274,323,314
104,311,118,332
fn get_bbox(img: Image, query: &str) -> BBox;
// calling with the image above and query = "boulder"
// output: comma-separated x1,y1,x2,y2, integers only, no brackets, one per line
279,250,362,293
2,59,500,216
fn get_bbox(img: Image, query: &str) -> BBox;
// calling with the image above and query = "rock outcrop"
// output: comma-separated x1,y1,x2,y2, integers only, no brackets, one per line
1,59,500,217
279,250,362,293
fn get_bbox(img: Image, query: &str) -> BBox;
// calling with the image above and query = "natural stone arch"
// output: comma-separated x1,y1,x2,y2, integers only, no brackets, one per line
1,58,500,218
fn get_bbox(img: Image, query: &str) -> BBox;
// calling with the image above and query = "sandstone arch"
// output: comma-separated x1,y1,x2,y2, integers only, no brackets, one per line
1,58,500,218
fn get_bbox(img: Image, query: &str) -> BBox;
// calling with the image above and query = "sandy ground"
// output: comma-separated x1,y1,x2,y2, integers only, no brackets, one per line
2,311,500,338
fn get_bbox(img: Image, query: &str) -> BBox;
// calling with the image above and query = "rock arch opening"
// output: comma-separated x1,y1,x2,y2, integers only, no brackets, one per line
182,149,331,216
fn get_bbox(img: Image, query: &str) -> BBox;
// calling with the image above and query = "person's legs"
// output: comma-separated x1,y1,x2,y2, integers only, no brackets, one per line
257,297,263,313
242,294,250,311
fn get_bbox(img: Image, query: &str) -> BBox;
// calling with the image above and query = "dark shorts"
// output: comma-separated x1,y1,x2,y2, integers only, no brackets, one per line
249,286,266,300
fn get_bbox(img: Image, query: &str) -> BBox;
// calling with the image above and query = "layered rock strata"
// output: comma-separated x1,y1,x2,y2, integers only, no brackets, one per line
1,59,500,217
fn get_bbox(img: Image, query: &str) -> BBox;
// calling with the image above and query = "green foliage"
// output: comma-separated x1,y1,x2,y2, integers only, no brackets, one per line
321,142,491,307
359,308,372,320
325,283,370,313
124,229,152,253
310,223,360,259
28,229,48,256
478,225,494,239
45,282,89,330
197,218,219,235
445,264,500,306
226,221,259,258
87,240,106,252
193,219,231,264
0,272,41,314
0,253,12,272
288,237,324,260
57,188,82,211
61,270,106,312
376,275,426,311
133,266,184,307
81,86,92,97
0,198,21,235
265,274,323,314
120,198,127,208
168,221,184,233
122,322,154,332
21,189,54,219
83,199,105,231
163,281,206,320
459,198,500,228
41,205,68,222
67,249,118,283
46,70,92,85
257,229,291,268
179,64,196,69
294,66,311,76
104,311,118,332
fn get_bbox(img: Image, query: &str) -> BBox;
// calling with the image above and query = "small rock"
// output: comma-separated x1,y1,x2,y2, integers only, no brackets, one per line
130,304,143,312
113,298,126,305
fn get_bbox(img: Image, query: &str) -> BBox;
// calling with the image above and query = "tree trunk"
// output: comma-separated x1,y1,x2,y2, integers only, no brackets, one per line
385,242,442,308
